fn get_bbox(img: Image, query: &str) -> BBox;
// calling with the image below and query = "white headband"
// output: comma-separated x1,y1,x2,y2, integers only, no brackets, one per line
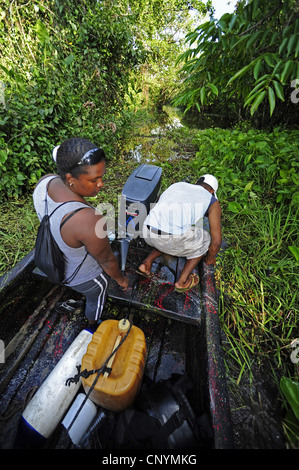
52,145,60,163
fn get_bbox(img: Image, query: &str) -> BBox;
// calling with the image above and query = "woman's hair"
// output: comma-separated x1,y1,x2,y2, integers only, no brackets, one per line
56,138,105,181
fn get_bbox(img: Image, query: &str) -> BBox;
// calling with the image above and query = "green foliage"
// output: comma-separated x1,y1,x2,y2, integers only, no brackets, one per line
174,0,299,126
280,376,299,446
0,0,145,198
0,0,212,199
280,376,299,421
191,127,299,207
0,109,298,447
193,127,298,391
192,127,298,380
126,0,210,110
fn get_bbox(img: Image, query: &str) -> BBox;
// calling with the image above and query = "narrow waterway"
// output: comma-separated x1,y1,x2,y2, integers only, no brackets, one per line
120,108,288,449
122,106,197,165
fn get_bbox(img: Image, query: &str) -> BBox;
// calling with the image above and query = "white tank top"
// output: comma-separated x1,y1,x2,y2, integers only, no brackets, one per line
145,182,215,235
33,175,103,286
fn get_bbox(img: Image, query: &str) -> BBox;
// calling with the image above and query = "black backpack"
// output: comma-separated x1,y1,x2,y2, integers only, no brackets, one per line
34,183,88,284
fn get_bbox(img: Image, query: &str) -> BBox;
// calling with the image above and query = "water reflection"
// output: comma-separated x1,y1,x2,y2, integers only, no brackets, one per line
126,106,185,164
150,107,183,136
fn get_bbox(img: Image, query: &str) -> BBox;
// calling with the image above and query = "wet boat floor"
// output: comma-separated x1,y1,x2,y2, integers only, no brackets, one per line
0,248,205,449
109,241,202,326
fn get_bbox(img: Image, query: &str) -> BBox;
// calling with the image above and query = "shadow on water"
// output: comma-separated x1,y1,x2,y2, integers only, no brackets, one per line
225,358,287,449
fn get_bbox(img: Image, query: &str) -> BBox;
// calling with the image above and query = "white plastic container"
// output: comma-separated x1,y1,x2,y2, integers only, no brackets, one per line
62,393,97,445
19,328,93,443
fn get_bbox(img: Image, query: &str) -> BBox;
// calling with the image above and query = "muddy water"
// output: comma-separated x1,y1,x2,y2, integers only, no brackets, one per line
226,359,286,448
123,106,189,164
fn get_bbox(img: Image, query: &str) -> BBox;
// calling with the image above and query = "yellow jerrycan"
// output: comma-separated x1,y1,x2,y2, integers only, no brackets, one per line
81,319,147,412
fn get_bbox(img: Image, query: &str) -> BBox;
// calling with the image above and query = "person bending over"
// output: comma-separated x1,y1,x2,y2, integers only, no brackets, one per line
137,174,221,293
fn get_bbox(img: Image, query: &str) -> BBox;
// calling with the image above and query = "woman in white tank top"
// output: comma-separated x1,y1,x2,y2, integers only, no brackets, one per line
33,138,129,324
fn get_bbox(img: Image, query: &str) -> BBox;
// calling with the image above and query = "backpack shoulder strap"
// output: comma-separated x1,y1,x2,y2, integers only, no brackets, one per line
45,177,91,219
60,206,89,229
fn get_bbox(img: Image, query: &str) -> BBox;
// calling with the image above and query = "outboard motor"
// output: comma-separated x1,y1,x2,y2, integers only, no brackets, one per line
118,164,162,271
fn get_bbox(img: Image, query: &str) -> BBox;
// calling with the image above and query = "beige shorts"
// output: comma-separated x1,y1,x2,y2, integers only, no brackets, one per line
142,225,211,259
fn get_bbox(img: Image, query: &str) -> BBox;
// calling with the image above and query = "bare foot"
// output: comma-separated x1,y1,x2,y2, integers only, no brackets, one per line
174,273,199,292
174,279,189,290
137,263,153,278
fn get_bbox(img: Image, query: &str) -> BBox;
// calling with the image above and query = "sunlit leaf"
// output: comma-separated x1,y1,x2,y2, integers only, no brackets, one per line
273,80,285,101
268,86,276,116
250,90,266,115
35,20,49,46
244,181,254,192
280,377,299,421
228,201,242,213
288,246,299,261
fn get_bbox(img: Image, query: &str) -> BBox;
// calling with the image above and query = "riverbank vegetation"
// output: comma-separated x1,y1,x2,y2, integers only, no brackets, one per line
1,0,298,447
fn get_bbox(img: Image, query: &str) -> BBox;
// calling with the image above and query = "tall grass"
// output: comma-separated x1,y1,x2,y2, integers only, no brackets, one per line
0,198,39,275
218,203,298,374
191,126,298,445
191,127,298,372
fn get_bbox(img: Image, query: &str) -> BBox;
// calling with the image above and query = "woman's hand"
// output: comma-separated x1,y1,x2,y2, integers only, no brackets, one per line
117,273,129,291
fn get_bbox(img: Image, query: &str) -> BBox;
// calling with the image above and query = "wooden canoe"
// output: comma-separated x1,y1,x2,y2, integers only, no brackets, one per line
0,238,233,450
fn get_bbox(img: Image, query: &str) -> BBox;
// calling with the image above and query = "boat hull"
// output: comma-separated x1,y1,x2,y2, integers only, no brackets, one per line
0,241,233,449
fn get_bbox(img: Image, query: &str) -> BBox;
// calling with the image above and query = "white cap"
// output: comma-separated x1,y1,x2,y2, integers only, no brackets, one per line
52,145,60,163
199,174,218,199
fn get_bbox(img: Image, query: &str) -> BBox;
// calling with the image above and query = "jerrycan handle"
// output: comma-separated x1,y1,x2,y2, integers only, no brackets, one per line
103,319,130,379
